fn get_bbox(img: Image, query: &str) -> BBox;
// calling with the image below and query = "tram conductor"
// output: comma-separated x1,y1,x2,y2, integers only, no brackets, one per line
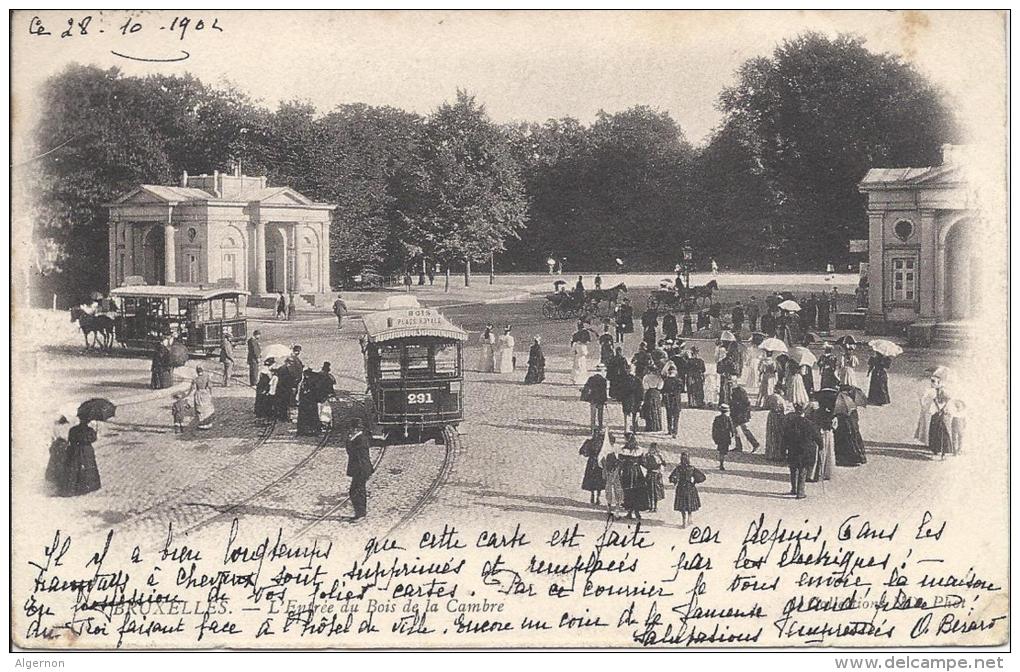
346,418,373,520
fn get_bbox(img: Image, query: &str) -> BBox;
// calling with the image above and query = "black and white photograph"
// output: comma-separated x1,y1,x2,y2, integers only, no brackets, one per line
9,9,1010,655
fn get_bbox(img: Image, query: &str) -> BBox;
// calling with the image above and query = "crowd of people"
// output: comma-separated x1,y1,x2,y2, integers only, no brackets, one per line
472,282,965,521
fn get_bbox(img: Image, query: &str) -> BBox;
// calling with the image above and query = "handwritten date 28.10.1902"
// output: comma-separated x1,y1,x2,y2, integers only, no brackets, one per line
28,14,223,41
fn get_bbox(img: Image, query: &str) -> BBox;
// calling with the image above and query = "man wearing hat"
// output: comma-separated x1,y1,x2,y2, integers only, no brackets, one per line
712,404,737,471
784,403,821,498
345,418,373,519
246,330,262,387
582,363,609,431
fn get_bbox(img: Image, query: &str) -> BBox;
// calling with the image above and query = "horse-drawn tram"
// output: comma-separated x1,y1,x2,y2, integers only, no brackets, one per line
109,284,249,355
361,308,467,440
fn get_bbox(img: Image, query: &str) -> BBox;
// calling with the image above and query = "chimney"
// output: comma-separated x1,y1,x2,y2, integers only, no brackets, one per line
212,170,221,198
181,170,188,187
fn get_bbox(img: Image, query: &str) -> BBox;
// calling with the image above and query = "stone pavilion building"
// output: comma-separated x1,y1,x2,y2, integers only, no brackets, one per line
107,167,336,307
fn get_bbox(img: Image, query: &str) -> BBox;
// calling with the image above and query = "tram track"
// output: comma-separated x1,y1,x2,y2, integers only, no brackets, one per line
382,425,460,538
80,418,279,541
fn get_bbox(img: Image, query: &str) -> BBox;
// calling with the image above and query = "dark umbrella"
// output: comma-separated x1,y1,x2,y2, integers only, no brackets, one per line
77,398,116,422
168,342,189,367
813,388,838,414
840,385,869,407
750,331,767,346
833,392,858,416
836,335,858,349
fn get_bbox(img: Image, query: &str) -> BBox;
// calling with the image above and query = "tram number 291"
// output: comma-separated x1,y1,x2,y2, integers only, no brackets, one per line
407,392,434,405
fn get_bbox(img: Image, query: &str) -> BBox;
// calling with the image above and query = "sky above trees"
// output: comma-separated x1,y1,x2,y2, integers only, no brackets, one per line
11,10,1006,152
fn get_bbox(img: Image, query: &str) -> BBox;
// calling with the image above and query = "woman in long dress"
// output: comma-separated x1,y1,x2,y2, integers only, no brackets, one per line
685,348,706,408
296,369,322,436
150,339,174,389
494,326,515,374
669,452,705,528
580,429,607,505
741,339,760,391
189,365,215,430
867,354,891,406
763,386,787,462
643,443,667,512
270,368,291,421
46,410,73,489
756,354,778,408
834,409,868,466
60,417,102,496
599,327,615,363
837,346,859,388
254,363,274,419
570,340,589,386
524,337,545,384
477,324,496,373
915,367,951,444
618,435,650,520
927,389,956,459
787,360,810,407
641,370,664,432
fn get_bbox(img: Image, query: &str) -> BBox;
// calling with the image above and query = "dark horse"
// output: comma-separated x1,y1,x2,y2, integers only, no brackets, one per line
70,305,115,350
586,282,628,314
679,279,718,306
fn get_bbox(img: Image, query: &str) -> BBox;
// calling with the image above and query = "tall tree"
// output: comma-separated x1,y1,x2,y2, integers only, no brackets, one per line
717,32,960,267
399,91,529,287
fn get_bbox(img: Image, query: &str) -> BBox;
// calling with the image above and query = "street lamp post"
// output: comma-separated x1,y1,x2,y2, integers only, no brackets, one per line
680,243,694,336
682,243,693,289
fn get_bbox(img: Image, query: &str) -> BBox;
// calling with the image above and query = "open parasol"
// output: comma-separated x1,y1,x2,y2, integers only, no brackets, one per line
719,330,737,343
778,299,801,311
788,346,817,366
759,337,788,353
833,391,860,416
868,339,903,357
168,342,189,367
841,386,869,407
263,344,292,361
77,398,117,422
750,331,767,346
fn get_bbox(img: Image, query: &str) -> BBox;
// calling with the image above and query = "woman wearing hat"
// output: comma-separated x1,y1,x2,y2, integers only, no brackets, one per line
60,412,102,496
669,452,705,528
618,434,650,520
756,351,778,409
866,353,892,406
45,407,75,491
641,367,664,433
478,324,496,373
494,325,515,374
763,387,788,462
188,364,215,430
685,347,706,409
599,437,623,517
837,344,859,388
580,428,608,506
524,336,545,384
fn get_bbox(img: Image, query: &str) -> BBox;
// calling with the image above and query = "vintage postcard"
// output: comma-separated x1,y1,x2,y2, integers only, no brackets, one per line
9,9,1010,651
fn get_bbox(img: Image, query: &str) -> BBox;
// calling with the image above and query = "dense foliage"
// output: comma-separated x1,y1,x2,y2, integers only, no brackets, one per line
25,33,959,300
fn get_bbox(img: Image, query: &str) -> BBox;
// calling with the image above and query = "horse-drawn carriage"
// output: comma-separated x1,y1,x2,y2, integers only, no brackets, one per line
646,279,718,313
541,282,627,320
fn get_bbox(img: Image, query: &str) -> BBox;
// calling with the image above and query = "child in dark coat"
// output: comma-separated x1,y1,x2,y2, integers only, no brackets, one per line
712,404,737,471
171,391,192,434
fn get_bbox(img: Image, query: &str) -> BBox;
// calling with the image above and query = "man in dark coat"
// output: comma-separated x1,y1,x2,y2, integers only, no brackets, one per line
345,418,373,519
761,310,777,337
246,330,262,386
662,312,679,342
729,380,760,453
712,404,736,471
582,364,609,431
332,294,348,328
783,404,822,499
746,298,760,332
816,294,830,332
731,302,745,334
614,299,634,343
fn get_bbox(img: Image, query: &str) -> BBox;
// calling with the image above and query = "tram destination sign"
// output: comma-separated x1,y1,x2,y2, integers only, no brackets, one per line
386,309,445,329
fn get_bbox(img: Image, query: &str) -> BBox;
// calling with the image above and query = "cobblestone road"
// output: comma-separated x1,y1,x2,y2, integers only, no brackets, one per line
12,293,1004,573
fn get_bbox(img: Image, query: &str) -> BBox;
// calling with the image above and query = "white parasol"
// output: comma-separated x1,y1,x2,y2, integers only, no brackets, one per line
868,339,904,357
758,337,788,353
719,330,737,343
262,343,292,363
778,299,801,311
788,346,817,366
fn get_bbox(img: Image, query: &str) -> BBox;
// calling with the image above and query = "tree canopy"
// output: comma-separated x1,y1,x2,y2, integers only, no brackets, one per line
23,32,961,301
